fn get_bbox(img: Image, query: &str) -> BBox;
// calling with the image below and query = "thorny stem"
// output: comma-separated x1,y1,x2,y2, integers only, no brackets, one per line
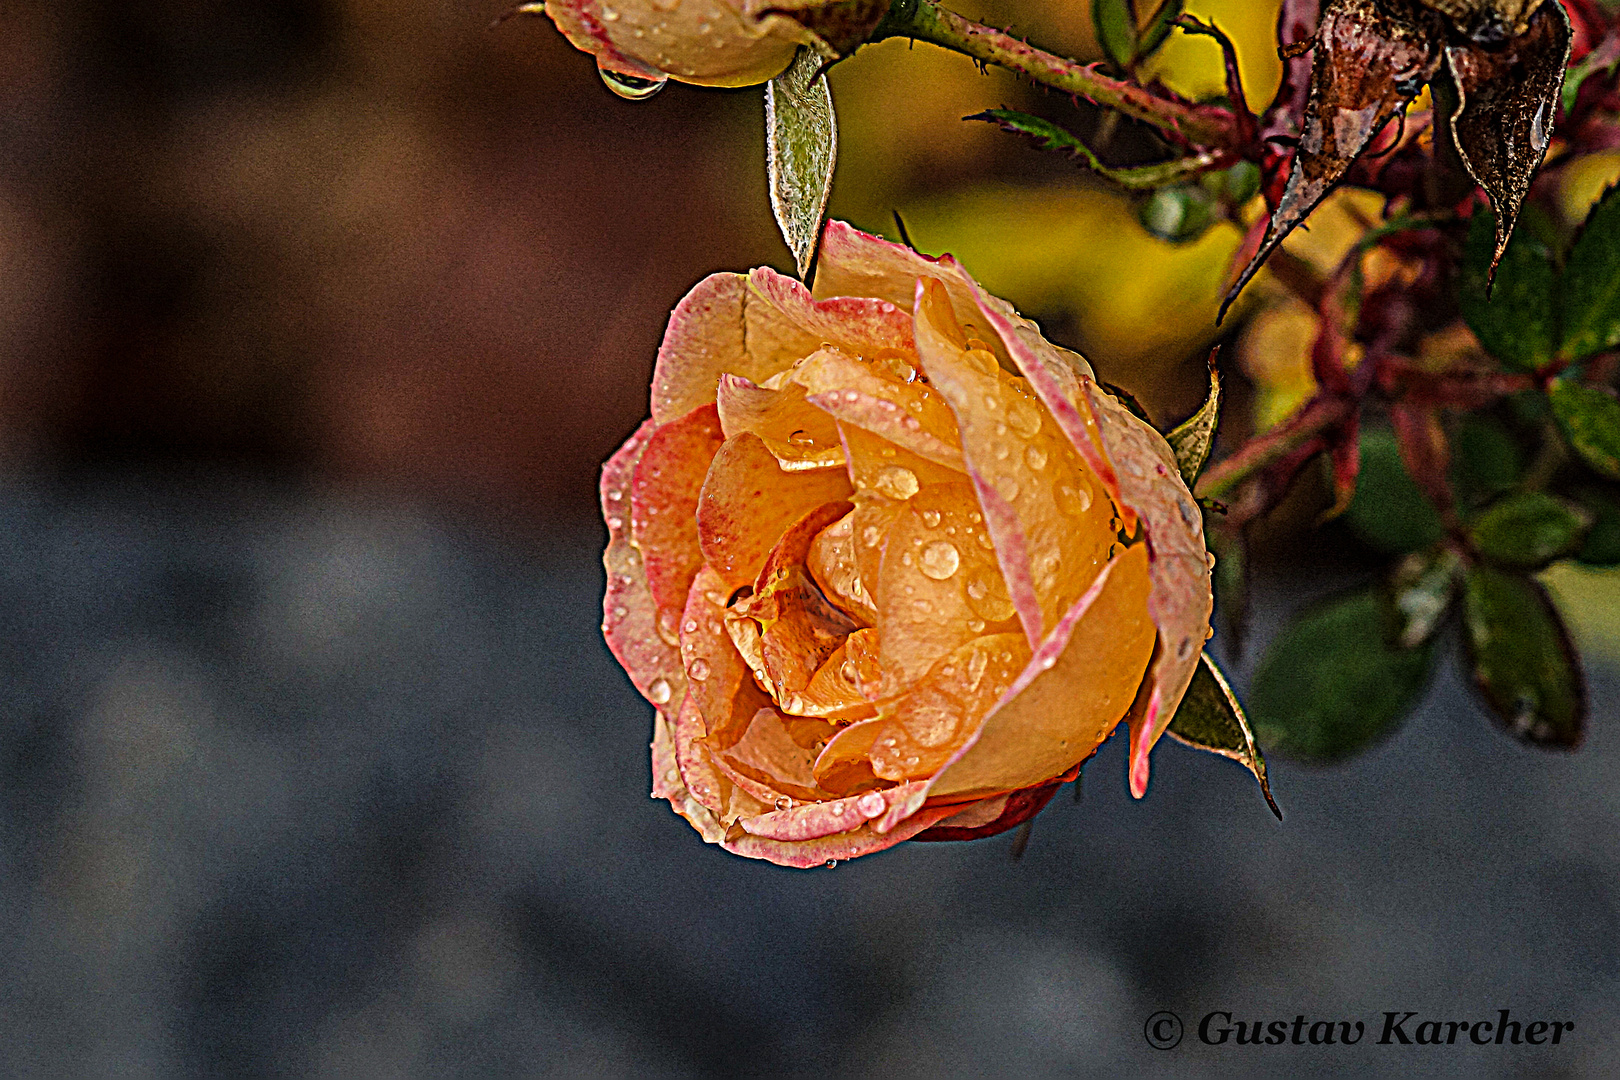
873,0,1241,149
1196,394,1353,501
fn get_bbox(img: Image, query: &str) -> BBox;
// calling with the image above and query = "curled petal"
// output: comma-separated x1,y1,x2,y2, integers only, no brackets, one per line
544,0,804,88
652,272,830,426
716,375,845,472
914,781,1067,842
603,420,685,708
749,267,916,355
914,279,1118,646
884,544,1156,828
794,348,966,470
631,404,726,632
1078,380,1213,794
697,432,854,590
651,709,727,844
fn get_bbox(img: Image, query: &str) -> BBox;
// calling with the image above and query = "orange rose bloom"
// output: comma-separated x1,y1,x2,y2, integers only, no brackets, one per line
603,223,1212,867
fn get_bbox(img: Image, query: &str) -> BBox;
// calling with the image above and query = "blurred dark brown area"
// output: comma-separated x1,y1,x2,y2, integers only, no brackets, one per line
0,0,795,519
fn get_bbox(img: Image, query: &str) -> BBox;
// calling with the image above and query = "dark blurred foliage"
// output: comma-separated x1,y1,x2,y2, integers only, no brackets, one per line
1,0,794,518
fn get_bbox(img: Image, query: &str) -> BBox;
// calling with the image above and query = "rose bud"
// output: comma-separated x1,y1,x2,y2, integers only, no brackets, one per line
533,0,887,96
602,223,1213,867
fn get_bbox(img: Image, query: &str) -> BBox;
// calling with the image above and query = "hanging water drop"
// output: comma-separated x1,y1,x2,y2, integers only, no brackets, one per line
599,66,668,100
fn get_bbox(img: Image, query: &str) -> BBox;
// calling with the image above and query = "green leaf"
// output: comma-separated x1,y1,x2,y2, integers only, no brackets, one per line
1248,588,1435,762
1093,0,1138,70
1548,377,1620,481
1462,567,1584,748
1449,414,1522,509
1572,485,1620,566
1457,207,1557,372
1390,547,1461,649
1166,652,1281,819
1558,183,1620,362
1344,428,1446,556
1469,491,1592,568
1166,356,1220,487
1138,0,1185,58
966,110,1218,190
766,47,837,280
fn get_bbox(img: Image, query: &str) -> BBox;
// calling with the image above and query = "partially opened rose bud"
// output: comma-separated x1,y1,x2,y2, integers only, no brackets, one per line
537,0,886,95
602,223,1213,867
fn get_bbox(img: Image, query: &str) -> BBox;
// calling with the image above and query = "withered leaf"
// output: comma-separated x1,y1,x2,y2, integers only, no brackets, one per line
1444,0,1572,280
1222,0,1444,319
1166,352,1221,487
1166,652,1282,820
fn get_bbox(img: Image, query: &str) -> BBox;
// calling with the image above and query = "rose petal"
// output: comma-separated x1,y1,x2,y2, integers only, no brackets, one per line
651,708,727,844
1077,379,1212,796
603,420,685,708
631,403,726,634
812,714,888,794
867,632,1031,781
543,0,667,82
838,422,966,501
807,510,879,624
720,800,961,868
714,706,833,803
749,267,916,355
678,566,764,747
652,272,826,426
913,781,1065,842
903,542,1155,811
726,500,857,704
696,432,854,590
716,374,845,472
873,485,1022,696
672,689,769,823
738,780,925,841
793,347,966,470
544,0,802,87
914,278,1118,646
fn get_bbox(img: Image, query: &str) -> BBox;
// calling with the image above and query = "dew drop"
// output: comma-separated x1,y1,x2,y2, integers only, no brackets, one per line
1024,444,1048,471
983,394,1000,411
647,677,672,704
787,429,816,447
920,541,961,581
901,416,921,431
841,659,859,682
968,619,986,633
857,791,887,818
874,466,919,500
607,489,623,502
963,347,998,374
607,515,624,531
688,658,710,681
599,66,668,100
683,618,698,634
612,605,628,619
1205,550,1217,569
775,795,794,811
1006,397,1043,438
825,860,839,869
920,508,942,529
1056,483,1093,516
965,568,1016,622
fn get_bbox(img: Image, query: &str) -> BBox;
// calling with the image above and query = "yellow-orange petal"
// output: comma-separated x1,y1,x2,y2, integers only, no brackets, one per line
812,715,888,794
872,482,1022,695
651,272,827,426
924,542,1156,802
867,632,1031,782
806,511,879,624
1077,378,1212,796
748,267,916,356
651,708,726,844
678,565,765,747
838,423,966,503
727,501,857,705
713,706,832,803
914,278,1117,646
716,374,845,472
602,420,684,709
630,403,726,637
792,347,965,470
696,432,854,590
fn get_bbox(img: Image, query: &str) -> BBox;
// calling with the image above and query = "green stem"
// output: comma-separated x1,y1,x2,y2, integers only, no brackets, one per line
873,0,1240,149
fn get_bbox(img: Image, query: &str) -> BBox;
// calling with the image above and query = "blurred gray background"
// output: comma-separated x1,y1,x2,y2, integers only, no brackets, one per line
1,1,1616,1075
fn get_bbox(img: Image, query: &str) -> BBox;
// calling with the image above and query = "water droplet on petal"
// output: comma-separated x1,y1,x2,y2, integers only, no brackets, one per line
1006,397,1043,438
862,525,882,548
965,568,1016,622
920,508,941,528
963,347,998,374
874,466,919,500
688,658,710,681
648,677,672,704
787,429,816,447
1024,444,1048,471
824,859,839,869
775,795,793,811
599,66,668,100
857,791,887,818
920,541,960,581
1056,483,1093,516
1205,550,1217,569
